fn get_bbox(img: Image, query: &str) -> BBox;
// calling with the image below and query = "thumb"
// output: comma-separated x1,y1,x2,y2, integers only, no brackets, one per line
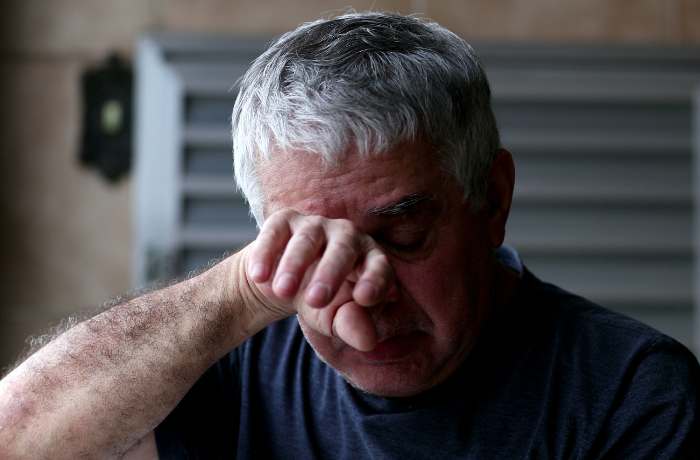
332,301,378,352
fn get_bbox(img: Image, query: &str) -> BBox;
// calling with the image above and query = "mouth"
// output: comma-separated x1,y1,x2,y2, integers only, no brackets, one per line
359,331,427,362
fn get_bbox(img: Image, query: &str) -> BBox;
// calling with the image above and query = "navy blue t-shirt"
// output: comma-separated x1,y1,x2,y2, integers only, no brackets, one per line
155,270,700,458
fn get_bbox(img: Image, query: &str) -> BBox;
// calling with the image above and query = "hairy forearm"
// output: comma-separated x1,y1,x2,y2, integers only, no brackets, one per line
0,250,270,458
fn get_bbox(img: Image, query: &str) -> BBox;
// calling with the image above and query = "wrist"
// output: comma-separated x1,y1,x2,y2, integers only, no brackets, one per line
204,247,285,349
234,245,290,324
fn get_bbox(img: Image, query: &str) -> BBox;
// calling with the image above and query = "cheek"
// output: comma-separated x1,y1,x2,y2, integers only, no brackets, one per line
392,230,492,331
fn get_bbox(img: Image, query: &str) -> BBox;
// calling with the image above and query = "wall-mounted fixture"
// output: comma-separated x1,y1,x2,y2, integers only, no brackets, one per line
80,53,133,182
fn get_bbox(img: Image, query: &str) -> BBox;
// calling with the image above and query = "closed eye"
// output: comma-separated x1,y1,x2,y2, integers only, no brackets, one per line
378,231,428,253
387,241,424,253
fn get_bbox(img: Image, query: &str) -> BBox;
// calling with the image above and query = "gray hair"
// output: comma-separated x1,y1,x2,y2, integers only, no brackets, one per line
231,11,500,225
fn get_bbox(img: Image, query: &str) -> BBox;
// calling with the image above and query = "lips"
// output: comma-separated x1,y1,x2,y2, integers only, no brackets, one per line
360,331,427,362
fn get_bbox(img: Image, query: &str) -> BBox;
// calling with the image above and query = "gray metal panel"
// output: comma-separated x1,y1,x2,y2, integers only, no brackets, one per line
133,38,184,286
134,34,700,351
135,34,263,284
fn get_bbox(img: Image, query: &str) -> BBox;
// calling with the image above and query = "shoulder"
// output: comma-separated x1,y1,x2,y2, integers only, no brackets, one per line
517,268,700,457
518,267,699,384
520,268,690,356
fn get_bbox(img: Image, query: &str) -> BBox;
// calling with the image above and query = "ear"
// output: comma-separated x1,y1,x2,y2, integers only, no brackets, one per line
485,149,515,248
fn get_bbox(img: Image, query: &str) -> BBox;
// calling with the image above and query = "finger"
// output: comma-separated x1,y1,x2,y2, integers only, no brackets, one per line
273,222,325,299
305,226,360,308
297,279,354,336
333,301,378,352
248,214,292,283
353,247,393,307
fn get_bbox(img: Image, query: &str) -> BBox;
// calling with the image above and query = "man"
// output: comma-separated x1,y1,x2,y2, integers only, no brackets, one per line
1,11,698,459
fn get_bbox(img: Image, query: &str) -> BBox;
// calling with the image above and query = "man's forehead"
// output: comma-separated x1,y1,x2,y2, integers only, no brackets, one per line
258,142,450,220
289,192,435,218
265,183,431,219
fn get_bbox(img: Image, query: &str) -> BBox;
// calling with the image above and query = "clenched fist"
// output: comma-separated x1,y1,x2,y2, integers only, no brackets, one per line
242,208,396,352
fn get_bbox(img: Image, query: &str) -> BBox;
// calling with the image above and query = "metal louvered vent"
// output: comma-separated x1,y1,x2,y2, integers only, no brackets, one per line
134,35,700,352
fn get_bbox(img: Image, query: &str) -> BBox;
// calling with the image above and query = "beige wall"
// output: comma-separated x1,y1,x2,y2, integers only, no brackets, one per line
2,0,699,369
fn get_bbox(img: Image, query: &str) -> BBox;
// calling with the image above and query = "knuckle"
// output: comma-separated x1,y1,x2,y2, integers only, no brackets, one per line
296,219,323,237
336,228,361,249
279,208,298,219
364,268,386,285
259,226,282,244
331,239,358,260
371,251,389,266
366,265,388,284
268,208,293,224
293,231,319,250
304,215,325,227
332,218,356,234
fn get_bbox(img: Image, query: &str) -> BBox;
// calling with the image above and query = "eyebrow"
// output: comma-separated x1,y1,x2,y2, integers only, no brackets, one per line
366,193,433,217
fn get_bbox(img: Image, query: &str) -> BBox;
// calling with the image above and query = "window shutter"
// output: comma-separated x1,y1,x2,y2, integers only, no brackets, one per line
135,35,700,352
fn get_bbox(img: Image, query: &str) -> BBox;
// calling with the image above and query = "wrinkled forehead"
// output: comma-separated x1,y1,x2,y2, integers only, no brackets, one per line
257,143,452,222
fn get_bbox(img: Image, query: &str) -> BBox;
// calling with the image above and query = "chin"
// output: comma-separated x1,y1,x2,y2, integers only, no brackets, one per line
337,360,440,398
302,328,448,398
